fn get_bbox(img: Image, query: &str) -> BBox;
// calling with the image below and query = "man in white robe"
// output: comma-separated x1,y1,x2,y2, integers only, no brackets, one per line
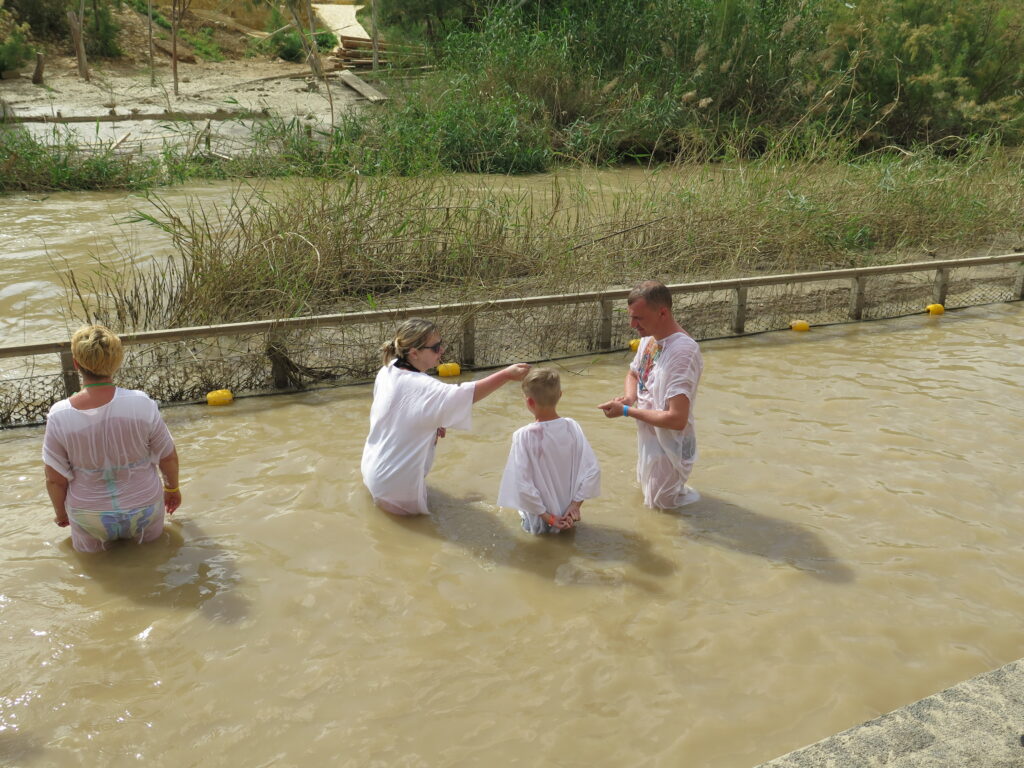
598,281,703,509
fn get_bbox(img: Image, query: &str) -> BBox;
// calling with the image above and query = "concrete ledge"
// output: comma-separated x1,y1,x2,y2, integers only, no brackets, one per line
757,659,1024,767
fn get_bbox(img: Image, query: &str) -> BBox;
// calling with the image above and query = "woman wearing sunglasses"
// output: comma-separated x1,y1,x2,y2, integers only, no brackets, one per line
361,317,530,516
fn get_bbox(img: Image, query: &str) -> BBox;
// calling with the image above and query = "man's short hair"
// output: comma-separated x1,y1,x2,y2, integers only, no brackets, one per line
522,367,561,407
627,280,672,310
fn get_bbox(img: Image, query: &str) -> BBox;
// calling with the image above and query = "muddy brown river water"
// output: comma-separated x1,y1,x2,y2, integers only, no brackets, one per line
2,300,1022,766
2,179,1023,766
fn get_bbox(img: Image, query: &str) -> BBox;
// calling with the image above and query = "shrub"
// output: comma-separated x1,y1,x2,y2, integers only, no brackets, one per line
0,0,32,72
263,7,337,62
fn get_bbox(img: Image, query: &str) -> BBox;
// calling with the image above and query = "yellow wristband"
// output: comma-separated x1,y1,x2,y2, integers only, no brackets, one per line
163,486,179,493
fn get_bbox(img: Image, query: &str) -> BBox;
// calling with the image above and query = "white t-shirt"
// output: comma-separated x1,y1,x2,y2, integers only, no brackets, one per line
497,417,601,530
629,332,703,508
42,388,176,512
361,361,476,515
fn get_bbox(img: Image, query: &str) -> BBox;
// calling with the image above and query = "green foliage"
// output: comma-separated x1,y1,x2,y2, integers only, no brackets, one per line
0,126,162,192
366,0,1024,165
6,0,68,39
83,0,122,58
829,0,1024,146
0,0,33,71
125,0,171,30
261,7,337,62
181,27,222,61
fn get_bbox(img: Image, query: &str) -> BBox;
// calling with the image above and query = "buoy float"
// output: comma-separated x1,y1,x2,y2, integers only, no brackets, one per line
926,303,945,315
790,320,810,332
206,389,234,406
438,362,461,377
629,338,641,352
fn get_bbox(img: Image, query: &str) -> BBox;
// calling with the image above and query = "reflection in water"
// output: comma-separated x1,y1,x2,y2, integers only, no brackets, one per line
0,303,1021,767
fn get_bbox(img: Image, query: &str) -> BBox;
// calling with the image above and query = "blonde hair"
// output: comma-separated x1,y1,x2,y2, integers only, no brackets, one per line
380,318,438,365
522,367,561,407
71,325,124,378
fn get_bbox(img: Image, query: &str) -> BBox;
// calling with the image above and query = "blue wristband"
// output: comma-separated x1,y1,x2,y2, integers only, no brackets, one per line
623,405,629,417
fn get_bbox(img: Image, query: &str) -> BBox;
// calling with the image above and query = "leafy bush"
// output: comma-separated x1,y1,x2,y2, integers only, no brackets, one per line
829,0,1024,146
263,7,337,62
0,0,32,72
5,0,67,40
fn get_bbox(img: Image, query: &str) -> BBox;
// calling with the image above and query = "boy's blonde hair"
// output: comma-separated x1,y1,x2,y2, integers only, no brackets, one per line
71,325,124,377
522,367,561,407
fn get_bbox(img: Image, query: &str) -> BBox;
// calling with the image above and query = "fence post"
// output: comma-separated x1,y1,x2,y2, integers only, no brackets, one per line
848,276,867,320
933,268,950,305
461,314,476,368
731,287,747,335
59,351,80,398
1015,262,1024,301
267,332,293,389
598,298,613,351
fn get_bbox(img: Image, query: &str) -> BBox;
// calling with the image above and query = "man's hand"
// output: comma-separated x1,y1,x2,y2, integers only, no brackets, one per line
597,398,628,418
54,512,69,528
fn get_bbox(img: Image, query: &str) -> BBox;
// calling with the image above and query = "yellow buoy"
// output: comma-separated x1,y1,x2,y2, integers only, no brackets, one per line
926,303,945,315
629,338,641,352
206,389,233,406
790,320,810,332
438,362,461,377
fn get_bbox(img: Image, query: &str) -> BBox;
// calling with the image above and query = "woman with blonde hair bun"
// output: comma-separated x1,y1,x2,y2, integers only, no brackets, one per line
42,325,181,552
361,317,529,516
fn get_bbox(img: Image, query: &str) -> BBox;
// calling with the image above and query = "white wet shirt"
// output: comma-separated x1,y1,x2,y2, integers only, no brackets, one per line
361,361,476,515
630,331,702,508
42,388,175,512
497,417,601,531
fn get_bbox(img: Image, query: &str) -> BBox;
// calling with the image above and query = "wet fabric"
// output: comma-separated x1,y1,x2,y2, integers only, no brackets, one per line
497,417,601,534
630,332,703,509
68,496,164,553
361,361,476,515
42,388,175,512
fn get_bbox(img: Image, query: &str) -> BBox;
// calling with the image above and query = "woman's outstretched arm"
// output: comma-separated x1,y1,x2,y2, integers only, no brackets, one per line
471,363,531,403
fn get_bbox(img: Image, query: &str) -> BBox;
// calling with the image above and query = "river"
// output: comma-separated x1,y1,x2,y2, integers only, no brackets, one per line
2,298,1022,766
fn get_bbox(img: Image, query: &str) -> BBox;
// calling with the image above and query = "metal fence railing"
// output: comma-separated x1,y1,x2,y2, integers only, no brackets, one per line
2,253,1021,428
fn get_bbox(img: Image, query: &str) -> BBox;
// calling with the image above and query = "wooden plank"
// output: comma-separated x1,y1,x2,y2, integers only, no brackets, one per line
5,108,260,124
337,70,387,102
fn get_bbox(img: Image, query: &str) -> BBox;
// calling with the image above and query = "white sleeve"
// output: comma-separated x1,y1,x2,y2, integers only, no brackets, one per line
147,400,176,459
664,347,700,403
572,423,601,502
496,430,546,517
414,376,476,431
42,416,74,480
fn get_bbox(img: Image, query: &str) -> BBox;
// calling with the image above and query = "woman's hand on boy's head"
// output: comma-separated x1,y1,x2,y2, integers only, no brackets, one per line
504,363,531,381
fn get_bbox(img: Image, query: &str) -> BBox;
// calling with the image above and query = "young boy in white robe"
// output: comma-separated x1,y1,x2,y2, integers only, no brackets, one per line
497,368,601,534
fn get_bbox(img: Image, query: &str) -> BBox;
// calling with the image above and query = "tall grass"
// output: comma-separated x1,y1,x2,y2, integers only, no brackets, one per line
362,0,1024,168
65,147,1024,331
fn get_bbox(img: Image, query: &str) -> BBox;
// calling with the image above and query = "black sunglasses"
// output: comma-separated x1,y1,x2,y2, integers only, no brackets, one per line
418,340,444,353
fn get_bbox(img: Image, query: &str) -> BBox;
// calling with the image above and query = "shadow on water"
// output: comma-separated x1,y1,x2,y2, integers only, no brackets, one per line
674,493,855,583
383,487,677,593
60,517,248,623
0,732,44,768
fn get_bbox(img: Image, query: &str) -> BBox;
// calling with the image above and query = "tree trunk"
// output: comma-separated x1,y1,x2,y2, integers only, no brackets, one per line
32,53,45,85
371,0,379,70
148,0,155,86
172,0,179,96
67,11,90,81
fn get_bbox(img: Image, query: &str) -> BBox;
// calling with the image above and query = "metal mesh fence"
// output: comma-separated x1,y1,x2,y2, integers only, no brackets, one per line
2,257,1021,428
